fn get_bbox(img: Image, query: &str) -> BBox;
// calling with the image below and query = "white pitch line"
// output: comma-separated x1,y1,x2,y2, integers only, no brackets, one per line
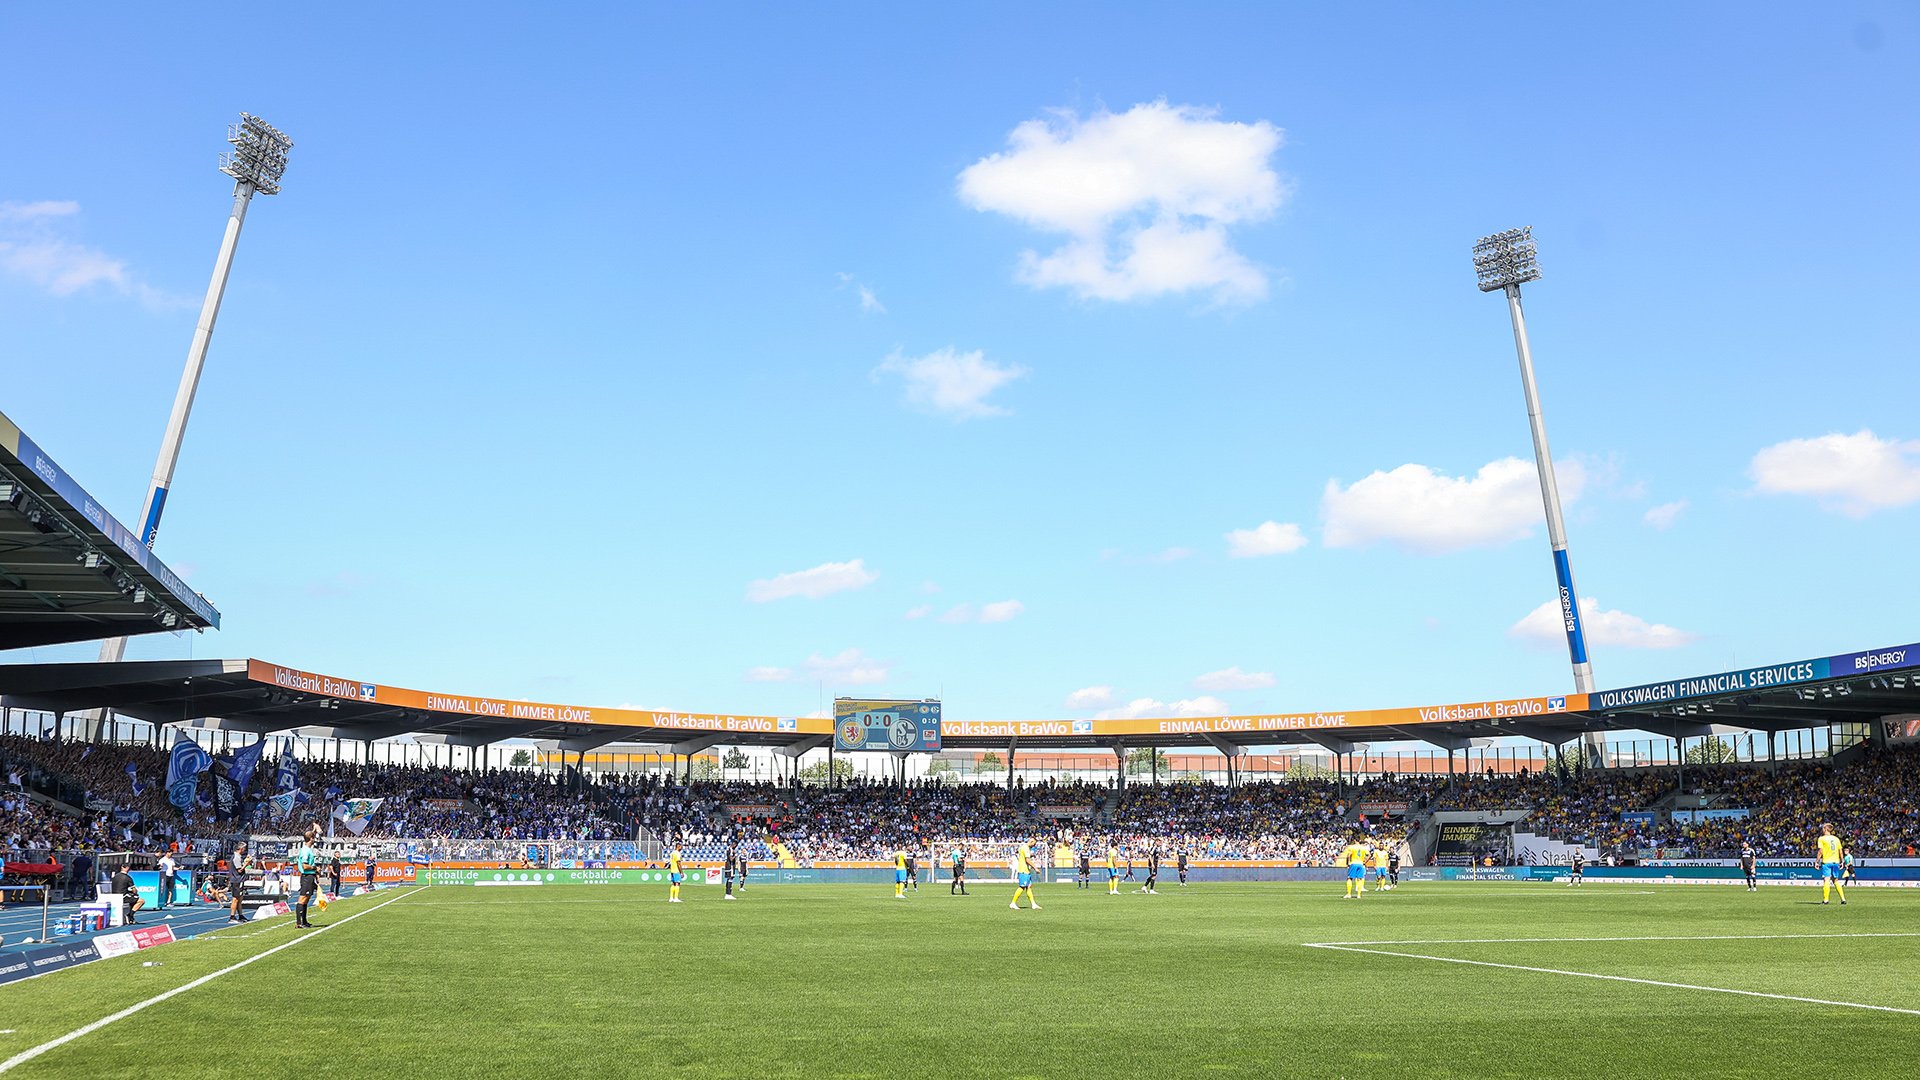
1308,932,1920,946
0,887,423,1075
1302,942,1920,1016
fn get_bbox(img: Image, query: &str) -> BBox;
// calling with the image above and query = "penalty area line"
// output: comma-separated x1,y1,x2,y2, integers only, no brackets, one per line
0,886,424,1075
1300,942,1920,1016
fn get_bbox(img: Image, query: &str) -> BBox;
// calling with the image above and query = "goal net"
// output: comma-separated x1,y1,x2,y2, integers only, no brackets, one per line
925,840,1055,885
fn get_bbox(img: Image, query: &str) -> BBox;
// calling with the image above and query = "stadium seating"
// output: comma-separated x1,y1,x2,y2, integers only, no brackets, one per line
5,733,1917,864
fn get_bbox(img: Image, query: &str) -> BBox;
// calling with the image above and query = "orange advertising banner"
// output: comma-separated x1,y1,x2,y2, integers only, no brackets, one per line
246,659,829,736
246,658,1582,744
938,693,1588,740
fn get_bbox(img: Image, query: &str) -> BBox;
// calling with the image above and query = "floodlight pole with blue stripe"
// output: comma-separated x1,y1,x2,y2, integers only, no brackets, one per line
1474,227,1596,701
95,115,291,682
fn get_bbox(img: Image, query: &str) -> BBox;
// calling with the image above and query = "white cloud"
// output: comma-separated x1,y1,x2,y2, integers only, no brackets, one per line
958,101,1285,304
1065,686,1116,710
0,201,80,223
1643,500,1688,530
1095,695,1232,720
903,604,933,620
0,200,181,308
1192,666,1275,692
1750,430,1920,517
874,347,1026,420
978,599,1024,623
1225,521,1307,558
1509,597,1698,650
746,648,890,685
1322,457,1586,555
837,272,886,314
936,599,1025,625
746,558,878,602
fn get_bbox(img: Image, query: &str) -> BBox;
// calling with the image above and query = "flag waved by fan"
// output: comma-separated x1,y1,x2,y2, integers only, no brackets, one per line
164,733,212,810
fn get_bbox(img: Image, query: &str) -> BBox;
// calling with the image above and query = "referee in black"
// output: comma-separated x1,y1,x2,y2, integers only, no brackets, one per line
949,847,966,895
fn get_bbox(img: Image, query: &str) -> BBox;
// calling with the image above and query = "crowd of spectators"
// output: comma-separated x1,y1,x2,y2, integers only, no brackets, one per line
6,732,1918,865
1668,749,1920,857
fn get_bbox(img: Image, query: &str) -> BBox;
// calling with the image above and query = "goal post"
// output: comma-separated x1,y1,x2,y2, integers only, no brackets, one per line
926,841,1054,886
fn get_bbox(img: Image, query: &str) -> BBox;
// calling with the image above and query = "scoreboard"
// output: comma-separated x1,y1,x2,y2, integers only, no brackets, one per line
833,698,942,752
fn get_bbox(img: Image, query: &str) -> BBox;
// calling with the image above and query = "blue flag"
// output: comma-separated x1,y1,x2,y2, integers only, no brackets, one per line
125,761,139,780
275,744,300,792
227,739,266,794
165,733,212,810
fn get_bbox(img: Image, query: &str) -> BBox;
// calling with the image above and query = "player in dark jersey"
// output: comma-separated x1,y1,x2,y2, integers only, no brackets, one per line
735,845,748,894
1141,848,1160,894
906,853,919,892
1740,842,1758,891
1176,848,1189,886
363,855,376,892
327,853,343,897
1387,848,1400,888
1077,848,1091,889
1568,849,1585,887
723,840,740,900
1123,851,1135,881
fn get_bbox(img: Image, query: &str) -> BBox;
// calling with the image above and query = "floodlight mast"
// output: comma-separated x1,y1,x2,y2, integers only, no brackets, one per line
94,115,291,685
1474,228,1597,706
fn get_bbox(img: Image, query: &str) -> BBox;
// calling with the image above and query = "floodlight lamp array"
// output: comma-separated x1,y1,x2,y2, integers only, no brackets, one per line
219,112,294,195
1472,226,1541,292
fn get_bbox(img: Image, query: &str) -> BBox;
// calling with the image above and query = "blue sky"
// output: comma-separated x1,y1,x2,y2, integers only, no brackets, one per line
2,4,1916,725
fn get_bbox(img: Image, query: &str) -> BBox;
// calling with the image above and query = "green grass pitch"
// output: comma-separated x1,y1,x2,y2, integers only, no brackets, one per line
4,880,1919,1078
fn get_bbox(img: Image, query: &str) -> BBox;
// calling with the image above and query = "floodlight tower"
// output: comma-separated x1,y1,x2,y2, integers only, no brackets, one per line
1473,227,1596,702
96,114,292,674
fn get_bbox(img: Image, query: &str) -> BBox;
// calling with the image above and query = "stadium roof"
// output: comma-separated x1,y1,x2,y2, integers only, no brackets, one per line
0,641,1915,756
0,409,220,648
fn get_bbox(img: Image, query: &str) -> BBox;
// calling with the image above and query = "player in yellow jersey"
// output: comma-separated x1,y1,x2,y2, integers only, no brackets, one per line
1371,843,1392,891
667,845,684,903
1009,839,1042,910
894,849,909,899
1816,823,1847,906
1341,837,1368,899
1105,842,1120,895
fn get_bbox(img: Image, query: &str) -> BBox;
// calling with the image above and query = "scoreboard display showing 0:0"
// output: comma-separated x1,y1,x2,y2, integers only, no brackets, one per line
832,698,942,752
